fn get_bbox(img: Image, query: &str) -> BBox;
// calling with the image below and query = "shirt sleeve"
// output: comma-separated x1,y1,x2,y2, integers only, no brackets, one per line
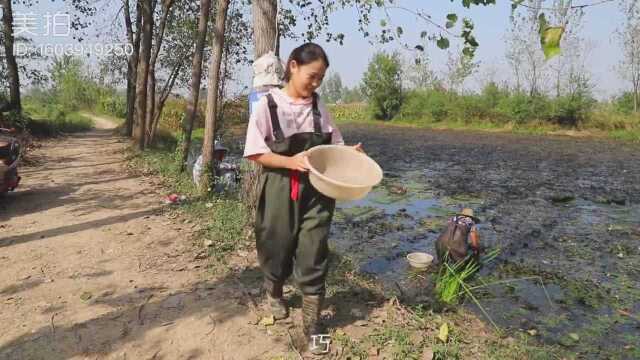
243,96,273,157
319,101,344,145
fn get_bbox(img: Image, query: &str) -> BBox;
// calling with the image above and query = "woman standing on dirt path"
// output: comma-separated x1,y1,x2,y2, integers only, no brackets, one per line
244,42,363,355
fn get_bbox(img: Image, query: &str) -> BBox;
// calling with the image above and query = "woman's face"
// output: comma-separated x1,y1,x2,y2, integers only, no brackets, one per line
289,59,327,98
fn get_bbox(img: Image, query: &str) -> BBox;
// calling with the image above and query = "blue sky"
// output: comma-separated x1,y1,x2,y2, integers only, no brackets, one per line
12,0,625,98
280,0,623,97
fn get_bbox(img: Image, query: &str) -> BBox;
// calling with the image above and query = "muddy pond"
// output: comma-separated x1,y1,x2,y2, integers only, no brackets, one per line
328,124,640,359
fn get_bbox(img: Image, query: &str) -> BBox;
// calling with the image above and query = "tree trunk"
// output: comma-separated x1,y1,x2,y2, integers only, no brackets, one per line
199,0,230,193
124,0,142,137
252,0,278,58
180,0,212,172
134,0,153,150
145,71,156,145
145,0,174,147
241,0,279,216
634,84,639,113
150,62,182,143
0,0,21,113
555,68,561,98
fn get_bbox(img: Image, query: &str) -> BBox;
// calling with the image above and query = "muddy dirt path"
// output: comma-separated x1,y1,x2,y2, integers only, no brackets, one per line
0,118,290,360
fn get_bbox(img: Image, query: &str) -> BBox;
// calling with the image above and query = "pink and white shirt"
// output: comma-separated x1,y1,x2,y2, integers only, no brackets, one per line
243,88,345,158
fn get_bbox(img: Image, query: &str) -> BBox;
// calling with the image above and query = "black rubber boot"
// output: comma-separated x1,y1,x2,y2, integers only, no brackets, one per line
264,280,288,320
302,294,330,355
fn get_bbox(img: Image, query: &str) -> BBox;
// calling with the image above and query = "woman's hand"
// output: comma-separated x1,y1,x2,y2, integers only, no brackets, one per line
351,142,364,153
287,151,310,172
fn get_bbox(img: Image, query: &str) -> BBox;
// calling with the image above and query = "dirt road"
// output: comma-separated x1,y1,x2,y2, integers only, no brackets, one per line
0,117,289,359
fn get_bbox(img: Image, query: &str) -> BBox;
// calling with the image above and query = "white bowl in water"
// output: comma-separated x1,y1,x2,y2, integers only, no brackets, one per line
305,145,383,201
407,252,434,269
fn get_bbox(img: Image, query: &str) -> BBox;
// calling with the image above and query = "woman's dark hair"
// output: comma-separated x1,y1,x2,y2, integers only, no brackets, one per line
283,42,329,82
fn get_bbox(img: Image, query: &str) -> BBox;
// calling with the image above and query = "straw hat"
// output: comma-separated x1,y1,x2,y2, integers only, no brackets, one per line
457,208,480,223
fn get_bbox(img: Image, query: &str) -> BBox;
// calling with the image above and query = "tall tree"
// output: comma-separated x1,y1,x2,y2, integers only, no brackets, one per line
134,0,154,150
241,0,279,216
0,0,21,113
319,72,344,104
361,52,403,120
181,0,212,172
506,0,549,96
124,0,142,136
403,52,438,91
619,1,640,112
199,0,230,192
145,0,176,146
444,49,479,93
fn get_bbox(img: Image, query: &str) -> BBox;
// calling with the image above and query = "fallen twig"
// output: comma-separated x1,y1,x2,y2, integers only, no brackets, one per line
50,313,56,336
137,294,153,325
618,309,640,322
147,350,161,360
206,314,216,335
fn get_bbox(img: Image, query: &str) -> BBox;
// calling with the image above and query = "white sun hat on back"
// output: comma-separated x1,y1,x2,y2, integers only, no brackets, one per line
252,51,285,88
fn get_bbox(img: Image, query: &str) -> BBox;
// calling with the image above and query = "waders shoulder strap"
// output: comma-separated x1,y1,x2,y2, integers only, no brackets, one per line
265,93,285,142
311,93,322,134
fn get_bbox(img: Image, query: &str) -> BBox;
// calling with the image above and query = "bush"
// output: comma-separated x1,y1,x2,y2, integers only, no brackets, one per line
50,56,99,112
361,52,403,121
614,92,636,114
457,94,492,122
158,98,190,132
96,94,127,118
396,90,449,123
585,107,639,131
496,93,550,124
20,94,94,135
550,94,594,127
480,82,509,112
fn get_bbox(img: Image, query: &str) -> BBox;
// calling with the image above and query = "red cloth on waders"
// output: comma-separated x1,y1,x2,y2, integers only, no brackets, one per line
290,170,300,201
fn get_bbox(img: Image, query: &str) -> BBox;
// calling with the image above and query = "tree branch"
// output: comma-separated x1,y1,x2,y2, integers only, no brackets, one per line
511,0,615,11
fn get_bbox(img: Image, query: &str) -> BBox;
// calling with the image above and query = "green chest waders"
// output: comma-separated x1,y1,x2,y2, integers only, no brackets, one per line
255,93,334,297
255,93,338,354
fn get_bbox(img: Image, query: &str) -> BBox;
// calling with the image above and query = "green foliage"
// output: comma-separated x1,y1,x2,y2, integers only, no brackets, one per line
159,98,190,132
585,106,639,132
480,82,508,110
396,90,450,122
551,93,595,127
365,81,600,130
18,93,92,135
50,56,100,112
496,92,550,124
361,52,403,120
614,92,636,114
96,93,127,118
